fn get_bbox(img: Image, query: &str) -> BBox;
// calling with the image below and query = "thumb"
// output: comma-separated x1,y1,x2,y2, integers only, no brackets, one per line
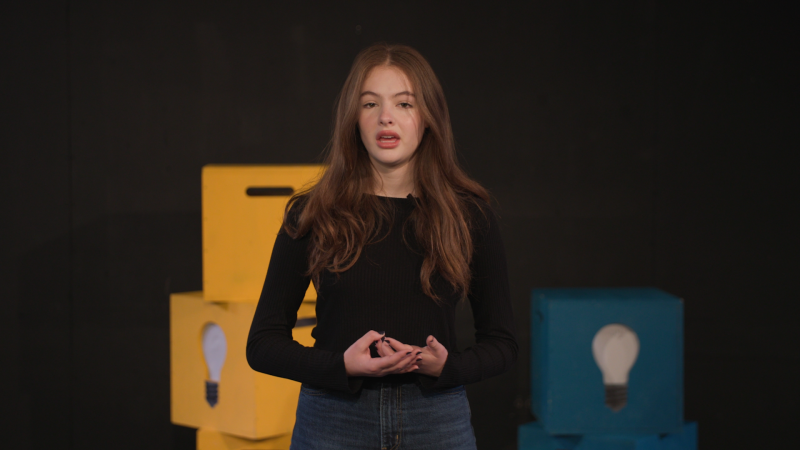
427,336,448,359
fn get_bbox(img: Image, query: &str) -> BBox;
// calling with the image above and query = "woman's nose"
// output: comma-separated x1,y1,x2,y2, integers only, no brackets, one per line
379,107,394,125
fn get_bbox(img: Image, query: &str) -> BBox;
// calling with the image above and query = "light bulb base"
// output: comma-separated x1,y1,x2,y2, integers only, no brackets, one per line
206,380,219,408
604,384,627,412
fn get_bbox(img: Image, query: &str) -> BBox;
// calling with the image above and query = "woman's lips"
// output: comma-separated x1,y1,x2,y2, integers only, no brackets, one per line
376,131,400,149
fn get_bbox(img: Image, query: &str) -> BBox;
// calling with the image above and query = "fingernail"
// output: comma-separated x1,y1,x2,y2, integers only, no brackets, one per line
406,352,411,355
379,331,385,335
416,358,422,361
381,337,385,342
416,351,422,355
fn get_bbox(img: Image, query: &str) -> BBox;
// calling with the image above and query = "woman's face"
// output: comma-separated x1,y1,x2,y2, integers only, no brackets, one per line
358,65,425,172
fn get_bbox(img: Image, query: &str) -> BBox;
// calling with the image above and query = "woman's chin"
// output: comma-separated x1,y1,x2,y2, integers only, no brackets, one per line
371,156,413,170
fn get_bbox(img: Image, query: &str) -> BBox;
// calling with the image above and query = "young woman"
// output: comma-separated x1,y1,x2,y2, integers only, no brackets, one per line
247,43,517,450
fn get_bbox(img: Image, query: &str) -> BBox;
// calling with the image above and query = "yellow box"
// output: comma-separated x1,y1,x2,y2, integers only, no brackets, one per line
197,428,291,450
202,164,324,303
170,291,315,439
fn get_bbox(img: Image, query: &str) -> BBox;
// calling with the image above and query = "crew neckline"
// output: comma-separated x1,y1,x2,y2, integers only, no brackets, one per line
372,193,416,200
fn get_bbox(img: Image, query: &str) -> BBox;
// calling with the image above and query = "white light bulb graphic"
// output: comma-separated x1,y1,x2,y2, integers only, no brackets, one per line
592,323,640,412
201,322,227,408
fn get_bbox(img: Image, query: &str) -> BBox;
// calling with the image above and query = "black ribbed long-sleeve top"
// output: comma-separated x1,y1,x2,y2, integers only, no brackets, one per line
246,194,517,393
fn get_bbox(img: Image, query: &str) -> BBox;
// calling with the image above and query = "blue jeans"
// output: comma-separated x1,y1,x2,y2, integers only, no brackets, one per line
291,380,477,450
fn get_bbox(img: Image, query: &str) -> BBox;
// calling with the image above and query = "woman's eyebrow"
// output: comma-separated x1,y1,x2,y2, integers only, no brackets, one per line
359,90,416,98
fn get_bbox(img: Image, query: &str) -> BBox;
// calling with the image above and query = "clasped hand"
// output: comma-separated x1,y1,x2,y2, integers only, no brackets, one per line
343,330,447,378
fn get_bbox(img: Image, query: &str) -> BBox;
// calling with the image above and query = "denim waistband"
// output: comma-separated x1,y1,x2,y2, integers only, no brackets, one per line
360,373,418,389
293,374,476,448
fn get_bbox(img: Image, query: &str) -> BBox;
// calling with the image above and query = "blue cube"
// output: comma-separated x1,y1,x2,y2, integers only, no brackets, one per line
531,288,683,435
518,421,697,450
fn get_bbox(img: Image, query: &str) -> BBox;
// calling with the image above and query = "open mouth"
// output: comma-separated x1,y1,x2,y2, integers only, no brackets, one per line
377,132,400,148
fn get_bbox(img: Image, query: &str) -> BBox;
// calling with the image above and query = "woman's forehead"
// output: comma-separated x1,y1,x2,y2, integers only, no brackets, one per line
361,66,415,96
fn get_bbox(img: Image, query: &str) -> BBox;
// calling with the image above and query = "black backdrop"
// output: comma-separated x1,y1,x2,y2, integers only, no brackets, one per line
2,1,796,449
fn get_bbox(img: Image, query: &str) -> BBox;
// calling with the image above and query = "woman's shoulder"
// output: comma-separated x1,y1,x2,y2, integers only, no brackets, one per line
462,194,497,235
287,193,310,213
281,193,311,235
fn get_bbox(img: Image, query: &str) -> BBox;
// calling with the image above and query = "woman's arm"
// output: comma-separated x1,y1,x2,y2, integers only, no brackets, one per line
246,211,424,392
245,220,355,391
421,202,519,388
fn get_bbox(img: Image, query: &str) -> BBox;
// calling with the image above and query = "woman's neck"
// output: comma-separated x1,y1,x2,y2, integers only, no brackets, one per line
372,162,415,198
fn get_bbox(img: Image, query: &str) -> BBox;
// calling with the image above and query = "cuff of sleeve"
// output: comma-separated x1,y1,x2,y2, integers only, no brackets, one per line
347,376,364,394
416,374,439,389
331,352,364,394
425,354,461,389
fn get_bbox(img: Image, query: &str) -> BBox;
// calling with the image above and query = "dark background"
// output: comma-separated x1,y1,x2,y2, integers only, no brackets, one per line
2,1,796,449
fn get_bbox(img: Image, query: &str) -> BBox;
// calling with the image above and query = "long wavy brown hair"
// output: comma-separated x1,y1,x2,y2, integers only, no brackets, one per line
283,43,490,302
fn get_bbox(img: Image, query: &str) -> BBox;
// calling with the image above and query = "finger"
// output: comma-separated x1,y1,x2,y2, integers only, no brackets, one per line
375,349,417,374
408,347,426,362
356,330,385,351
405,355,423,372
394,354,420,374
376,338,395,357
399,350,422,370
384,337,413,354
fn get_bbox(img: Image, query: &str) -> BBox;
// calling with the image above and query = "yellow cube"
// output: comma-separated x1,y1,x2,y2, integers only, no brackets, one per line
170,291,315,439
202,164,324,303
197,428,291,450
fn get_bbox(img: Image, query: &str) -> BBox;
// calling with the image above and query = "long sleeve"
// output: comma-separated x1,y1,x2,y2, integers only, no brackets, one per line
245,219,353,392
421,204,519,388
247,196,518,393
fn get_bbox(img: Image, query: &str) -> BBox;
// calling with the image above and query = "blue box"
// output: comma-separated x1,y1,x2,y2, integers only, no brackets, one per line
518,421,697,450
531,288,683,435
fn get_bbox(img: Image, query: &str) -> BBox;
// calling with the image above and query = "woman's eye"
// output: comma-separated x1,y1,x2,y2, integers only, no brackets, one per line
363,102,377,108
399,102,413,108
